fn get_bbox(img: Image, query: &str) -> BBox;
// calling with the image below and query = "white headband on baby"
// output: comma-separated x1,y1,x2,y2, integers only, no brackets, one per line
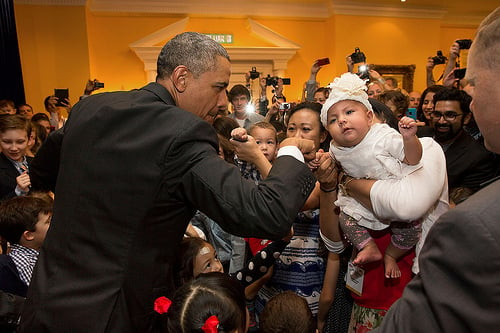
320,72,373,127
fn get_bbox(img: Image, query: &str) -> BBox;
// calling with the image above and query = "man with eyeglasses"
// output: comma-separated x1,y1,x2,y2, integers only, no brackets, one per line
429,86,497,198
375,8,500,332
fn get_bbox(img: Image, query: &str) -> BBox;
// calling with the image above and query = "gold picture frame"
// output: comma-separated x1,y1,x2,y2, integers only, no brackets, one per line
369,64,416,92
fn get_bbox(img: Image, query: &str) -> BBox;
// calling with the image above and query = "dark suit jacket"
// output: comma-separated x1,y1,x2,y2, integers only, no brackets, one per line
376,179,500,332
30,128,64,193
0,255,27,297
0,154,32,201
445,131,497,191
0,289,25,332
20,83,315,333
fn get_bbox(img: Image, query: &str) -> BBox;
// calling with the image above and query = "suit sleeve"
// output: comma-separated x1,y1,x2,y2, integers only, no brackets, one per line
377,185,500,332
0,290,24,329
165,119,316,240
29,129,64,193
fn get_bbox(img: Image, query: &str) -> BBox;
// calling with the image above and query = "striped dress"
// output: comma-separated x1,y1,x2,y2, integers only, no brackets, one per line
255,209,325,316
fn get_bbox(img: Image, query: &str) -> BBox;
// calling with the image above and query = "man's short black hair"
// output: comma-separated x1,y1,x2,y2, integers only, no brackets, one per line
433,87,472,114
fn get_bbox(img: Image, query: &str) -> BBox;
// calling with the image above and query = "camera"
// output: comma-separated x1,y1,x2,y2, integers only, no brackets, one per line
456,39,473,50
316,58,330,66
249,67,260,80
265,75,291,87
279,103,291,110
350,47,366,64
432,50,448,65
54,88,69,107
357,64,370,80
94,81,104,89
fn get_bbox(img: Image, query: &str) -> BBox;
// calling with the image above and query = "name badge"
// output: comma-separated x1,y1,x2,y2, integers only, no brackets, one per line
345,260,364,296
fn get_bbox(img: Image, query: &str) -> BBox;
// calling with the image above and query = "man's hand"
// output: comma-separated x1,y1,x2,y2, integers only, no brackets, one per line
449,42,460,61
426,57,435,71
443,68,459,87
259,77,267,91
314,152,339,191
84,79,103,95
275,78,284,97
231,134,266,165
369,69,383,81
46,96,58,113
398,116,418,138
280,137,316,162
345,55,354,73
59,98,72,111
311,61,321,75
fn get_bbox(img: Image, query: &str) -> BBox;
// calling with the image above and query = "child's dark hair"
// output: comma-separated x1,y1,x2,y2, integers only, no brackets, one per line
166,272,247,333
314,87,330,99
378,90,409,118
175,237,211,287
259,290,316,333
217,134,235,164
369,98,399,130
0,114,32,137
249,121,278,141
213,116,239,140
31,112,50,123
0,194,53,244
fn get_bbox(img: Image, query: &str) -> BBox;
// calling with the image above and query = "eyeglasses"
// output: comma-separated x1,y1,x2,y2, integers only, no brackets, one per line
430,111,464,121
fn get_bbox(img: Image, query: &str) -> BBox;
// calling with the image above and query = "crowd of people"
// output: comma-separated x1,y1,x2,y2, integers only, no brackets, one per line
0,6,499,333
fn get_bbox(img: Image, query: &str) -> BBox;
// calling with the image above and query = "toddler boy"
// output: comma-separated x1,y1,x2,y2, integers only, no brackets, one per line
0,194,53,296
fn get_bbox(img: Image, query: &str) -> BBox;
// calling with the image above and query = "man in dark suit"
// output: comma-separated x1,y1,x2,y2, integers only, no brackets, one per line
20,32,317,332
428,86,497,194
376,7,500,332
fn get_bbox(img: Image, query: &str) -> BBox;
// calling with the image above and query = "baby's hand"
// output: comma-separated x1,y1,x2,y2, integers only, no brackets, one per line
307,149,325,171
230,127,248,142
398,116,418,138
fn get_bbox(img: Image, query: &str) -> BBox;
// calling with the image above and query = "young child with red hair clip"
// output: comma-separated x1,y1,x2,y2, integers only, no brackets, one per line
153,272,248,333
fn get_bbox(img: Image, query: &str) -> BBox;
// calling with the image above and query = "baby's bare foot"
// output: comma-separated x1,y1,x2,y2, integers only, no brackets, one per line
353,240,383,266
384,253,401,278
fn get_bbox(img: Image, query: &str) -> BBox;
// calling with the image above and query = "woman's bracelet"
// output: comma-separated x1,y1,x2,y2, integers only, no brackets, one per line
320,185,337,193
339,174,355,196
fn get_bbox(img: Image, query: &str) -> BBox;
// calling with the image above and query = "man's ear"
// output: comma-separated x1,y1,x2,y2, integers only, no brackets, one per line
463,112,472,125
171,65,189,93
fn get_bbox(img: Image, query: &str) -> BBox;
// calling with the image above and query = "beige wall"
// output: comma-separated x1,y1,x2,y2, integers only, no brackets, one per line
15,4,90,116
14,4,479,110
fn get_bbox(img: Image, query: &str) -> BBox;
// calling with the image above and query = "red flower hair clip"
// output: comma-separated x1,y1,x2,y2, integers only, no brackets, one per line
201,315,219,333
154,296,172,314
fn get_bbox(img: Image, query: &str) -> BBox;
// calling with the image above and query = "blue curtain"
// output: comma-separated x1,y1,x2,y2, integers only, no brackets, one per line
0,0,25,104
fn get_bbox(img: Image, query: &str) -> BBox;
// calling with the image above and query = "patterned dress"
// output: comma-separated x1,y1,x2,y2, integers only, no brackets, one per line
255,209,325,316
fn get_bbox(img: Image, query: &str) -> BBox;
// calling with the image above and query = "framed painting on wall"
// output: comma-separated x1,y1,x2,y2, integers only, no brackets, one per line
369,64,416,92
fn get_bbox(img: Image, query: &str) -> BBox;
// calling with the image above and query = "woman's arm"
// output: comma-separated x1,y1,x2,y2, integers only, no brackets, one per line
317,252,340,333
343,138,447,221
314,152,343,243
